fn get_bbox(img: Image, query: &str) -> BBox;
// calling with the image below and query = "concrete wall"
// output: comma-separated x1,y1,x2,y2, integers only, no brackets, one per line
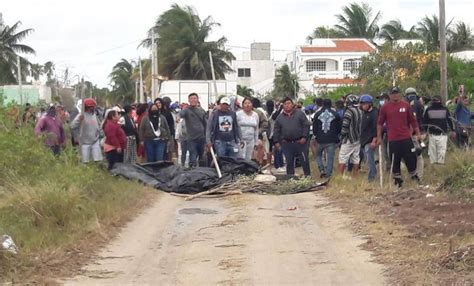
0,85,52,105
251,42,271,60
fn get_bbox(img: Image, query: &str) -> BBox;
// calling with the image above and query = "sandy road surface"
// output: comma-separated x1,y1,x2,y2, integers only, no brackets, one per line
65,192,385,285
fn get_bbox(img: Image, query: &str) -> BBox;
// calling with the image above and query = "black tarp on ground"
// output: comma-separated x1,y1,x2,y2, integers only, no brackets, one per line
111,157,260,194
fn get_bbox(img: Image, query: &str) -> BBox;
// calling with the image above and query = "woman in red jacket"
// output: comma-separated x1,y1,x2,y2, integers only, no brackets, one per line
103,110,126,170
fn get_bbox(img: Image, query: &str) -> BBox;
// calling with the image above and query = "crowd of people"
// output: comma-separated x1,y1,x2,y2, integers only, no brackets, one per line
20,86,473,187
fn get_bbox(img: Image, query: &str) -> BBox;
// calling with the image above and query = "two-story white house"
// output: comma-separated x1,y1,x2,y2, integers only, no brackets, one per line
227,42,285,97
288,38,377,96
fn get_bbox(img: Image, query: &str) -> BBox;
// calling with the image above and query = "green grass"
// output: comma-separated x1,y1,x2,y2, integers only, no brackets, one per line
0,108,151,281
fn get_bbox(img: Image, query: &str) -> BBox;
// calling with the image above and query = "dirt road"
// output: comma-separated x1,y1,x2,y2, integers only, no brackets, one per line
65,192,386,285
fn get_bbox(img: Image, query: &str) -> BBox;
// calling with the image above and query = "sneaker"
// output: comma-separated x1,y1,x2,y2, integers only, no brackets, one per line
276,167,286,173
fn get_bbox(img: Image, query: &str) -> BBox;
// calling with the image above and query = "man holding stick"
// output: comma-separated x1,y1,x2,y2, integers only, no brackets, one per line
377,87,422,188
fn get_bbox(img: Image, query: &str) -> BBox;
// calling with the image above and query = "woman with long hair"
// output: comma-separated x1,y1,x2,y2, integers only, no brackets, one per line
103,110,126,170
236,97,259,160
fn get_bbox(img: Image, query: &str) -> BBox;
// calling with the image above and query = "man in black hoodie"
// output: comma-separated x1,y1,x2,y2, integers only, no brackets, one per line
274,97,311,176
313,99,341,178
423,95,455,164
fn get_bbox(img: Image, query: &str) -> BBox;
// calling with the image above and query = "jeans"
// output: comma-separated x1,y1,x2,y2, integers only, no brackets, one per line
214,140,239,157
240,139,255,161
180,140,188,166
281,142,311,176
316,143,336,177
145,139,167,162
187,138,206,167
105,150,123,170
364,144,377,181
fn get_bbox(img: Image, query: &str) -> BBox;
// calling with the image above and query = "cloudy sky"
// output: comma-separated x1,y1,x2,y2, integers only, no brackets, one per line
2,0,474,87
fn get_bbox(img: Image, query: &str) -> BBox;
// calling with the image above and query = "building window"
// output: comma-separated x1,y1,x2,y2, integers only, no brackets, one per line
343,59,362,72
238,68,251,77
306,60,326,72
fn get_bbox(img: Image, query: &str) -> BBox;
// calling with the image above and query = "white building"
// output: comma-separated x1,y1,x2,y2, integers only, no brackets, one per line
227,43,283,96
289,38,377,96
451,50,474,62
159,80,236,110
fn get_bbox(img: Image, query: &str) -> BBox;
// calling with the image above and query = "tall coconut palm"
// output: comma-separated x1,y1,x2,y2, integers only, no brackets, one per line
379,19,419,43
43,61,55,81
448,21,474,52
306,26,345,43
272,64,299,99
0,20,35,84
416,15,439,51
109,59,135,104
141,4,235,80
334,2,381,40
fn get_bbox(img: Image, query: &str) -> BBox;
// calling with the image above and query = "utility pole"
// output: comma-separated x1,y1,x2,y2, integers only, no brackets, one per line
139,57,144,103
209,51,219,102
439,0,448,102
135,81,139,103
17,55,23,105
151,32,156,100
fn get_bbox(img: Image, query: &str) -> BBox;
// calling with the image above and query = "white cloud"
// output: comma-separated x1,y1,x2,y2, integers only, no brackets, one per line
2,0,473,87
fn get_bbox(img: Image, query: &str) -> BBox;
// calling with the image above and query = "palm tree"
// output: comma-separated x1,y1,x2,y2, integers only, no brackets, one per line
237,85,254,97
416,15,440,51
141,4,235,80
306,26,345,43
379,19,419,43
448,21,474,52
272,64,299,99
43,61,55,81
30,63,42,80
0,20,35,84
334,2,381,40
109,59,135,104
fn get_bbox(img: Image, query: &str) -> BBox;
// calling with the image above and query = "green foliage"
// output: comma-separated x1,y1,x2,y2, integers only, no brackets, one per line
109,59,135,104
141,4,235,80
319,85,363,101
0,18,35,85
334,2,381,40
0,106,148,280
237,85,254,97
271,64,299,99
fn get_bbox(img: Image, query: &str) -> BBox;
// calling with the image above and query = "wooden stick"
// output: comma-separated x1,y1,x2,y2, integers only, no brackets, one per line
210,146,222,178
378,145,383,188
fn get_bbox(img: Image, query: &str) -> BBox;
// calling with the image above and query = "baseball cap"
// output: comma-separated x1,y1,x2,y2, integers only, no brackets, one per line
220,96,231,105
390,87,400,94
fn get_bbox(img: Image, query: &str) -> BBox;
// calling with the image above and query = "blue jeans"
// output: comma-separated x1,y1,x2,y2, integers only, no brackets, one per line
145,139,167,162
274,148,284,168
187,138,206,167
316,143,336,177
281,142,311,176
364,144,377,181
214,140,239,157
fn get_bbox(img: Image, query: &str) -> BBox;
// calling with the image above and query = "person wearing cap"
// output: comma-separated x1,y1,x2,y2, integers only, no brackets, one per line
206,96,242,157
121,105,138,164
338,94,363,178
139,99,171,162
422,96,455,164
377,87,422,188
273,97,311,177
71,98,104,163
179,93,208,167
359,95,379,182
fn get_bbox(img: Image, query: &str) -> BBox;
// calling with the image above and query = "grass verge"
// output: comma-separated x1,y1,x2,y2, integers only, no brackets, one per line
0,109,153,283
316,148,474,284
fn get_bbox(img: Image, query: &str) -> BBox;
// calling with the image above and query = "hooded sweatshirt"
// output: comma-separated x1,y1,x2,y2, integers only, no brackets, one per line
70,112,101,145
